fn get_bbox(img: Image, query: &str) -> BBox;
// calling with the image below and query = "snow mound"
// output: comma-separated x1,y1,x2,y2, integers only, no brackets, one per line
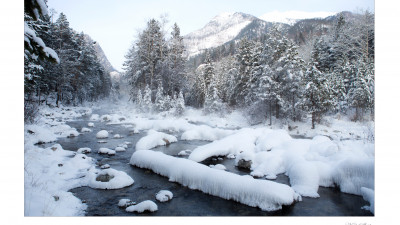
115,146,126,152
113,134,122,139
126,200,158,213
66,129,79,138
101,114,112,122
181,125,235,141
156,190,173,202
361,187,374,214
87,122,95,127
96,130,109,139
118,199,135,207
209,164,226,170
98,148,116,156
333,158,374,195
100,164,110,169
135,130,177,151
87,168,134,189
77,147,91,154
81,127,92,133
189,128,267,162
286,161,320,198
90,114,99,121
130,150,300,211
255,129,292,152
178,150,191,156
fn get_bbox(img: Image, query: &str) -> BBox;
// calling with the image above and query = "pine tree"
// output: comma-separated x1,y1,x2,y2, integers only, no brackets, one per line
174,91,185,115
142,85,153,113
302,63,334,129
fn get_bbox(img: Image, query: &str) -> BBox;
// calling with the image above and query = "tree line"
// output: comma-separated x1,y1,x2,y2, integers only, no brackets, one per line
24,0,112,122
125,12,374,128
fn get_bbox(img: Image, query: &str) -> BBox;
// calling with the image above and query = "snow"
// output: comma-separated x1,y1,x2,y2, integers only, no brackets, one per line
209,164,226,170
259,10,336,25
98,148,116,155
189,128,268,162
24,22,60,63
81,127,92,132
90,114,100,121
178,150,192,156
130,150,300,211
126,200,158,213
155,190,173,202
118,199,135,207
184,12,253,57
115,146,126,152
181,125,235,141
135,130,177,150
77,147,91,154
100,164,110,169
96,130,109,139
361,187,374,214
87,168,134,189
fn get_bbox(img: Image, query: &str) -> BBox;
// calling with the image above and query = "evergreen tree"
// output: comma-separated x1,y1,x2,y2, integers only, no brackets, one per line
301,63,334,129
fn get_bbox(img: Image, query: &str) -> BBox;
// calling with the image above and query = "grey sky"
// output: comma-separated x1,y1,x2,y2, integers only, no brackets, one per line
46,0,374,71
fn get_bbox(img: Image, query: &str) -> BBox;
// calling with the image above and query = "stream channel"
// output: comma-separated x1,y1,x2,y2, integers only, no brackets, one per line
51,109,373,216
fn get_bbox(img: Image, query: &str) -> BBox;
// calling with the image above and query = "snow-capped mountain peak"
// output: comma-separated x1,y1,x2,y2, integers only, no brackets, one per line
184,12,257,57
259,11,336,25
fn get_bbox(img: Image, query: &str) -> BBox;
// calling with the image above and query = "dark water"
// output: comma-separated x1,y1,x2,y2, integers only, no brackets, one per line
54,111,372,216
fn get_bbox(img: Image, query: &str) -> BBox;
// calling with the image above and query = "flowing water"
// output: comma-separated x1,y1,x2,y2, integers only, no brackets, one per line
52,110,373,216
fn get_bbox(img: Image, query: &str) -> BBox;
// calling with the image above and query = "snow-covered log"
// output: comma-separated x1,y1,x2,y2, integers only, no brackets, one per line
130,150,301,211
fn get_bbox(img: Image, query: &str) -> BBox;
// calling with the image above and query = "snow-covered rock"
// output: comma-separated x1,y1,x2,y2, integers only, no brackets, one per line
361,187,374,214
113,134,122,139
209,164,226,170
100,164,110,169
118,199,135,208
130,150,300,211
87,168,134,189
178,150,191,156
115,146,126,152
98,148,115,156
81,127,92,133
77,147,91,154
125,200,158,213
87,122,95,127
155,190,173,202
96,130,109,139
90,114,99,121
135,130,177,151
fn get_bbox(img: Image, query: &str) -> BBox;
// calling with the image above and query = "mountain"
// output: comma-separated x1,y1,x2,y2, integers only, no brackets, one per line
258,11,336,25
183,12,279,58
84,34,117,73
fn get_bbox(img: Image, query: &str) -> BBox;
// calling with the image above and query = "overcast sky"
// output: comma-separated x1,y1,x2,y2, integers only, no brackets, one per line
46,0,374,71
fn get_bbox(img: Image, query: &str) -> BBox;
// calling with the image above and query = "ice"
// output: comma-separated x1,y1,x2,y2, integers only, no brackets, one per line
77,147,91,154
96,130,109,139
130,150,300,211
361,187,374,214
87,168,134,189
135,130,177,150
155,190,173,202
126,200,158,213
81,127,92,133
98,148,116,155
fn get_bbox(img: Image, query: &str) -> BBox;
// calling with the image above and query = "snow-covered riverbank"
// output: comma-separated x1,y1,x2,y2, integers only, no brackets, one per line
23,100,374,216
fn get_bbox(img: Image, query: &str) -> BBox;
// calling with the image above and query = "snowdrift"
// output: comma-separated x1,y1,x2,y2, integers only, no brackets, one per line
130,150,300,211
